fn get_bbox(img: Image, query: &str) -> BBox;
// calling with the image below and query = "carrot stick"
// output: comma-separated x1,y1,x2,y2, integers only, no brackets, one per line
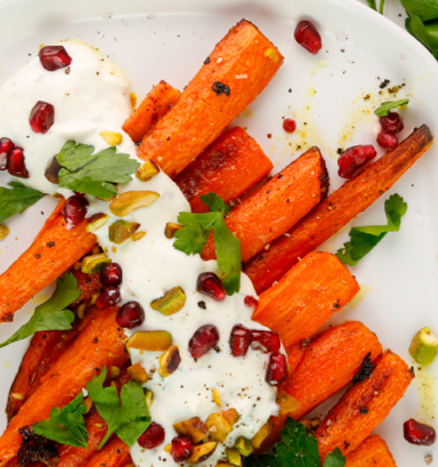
345,435,397,467
314,349,414,461
0,305,128,464
253,252,359,353
175,126,274,213
137,19,283,178
85,437,131,467
201,147,328,262
122,80,181,143
244,124,434,293
0,199,97,322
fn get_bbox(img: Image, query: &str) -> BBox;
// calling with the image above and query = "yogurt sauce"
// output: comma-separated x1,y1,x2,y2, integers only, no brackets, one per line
0,41,279,466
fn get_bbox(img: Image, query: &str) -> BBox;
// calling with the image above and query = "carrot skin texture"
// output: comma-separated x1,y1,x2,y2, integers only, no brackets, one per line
345,435,397,467
122,80,181,143
137,19,283,178
0,199,97,322
85,437,131,467
175,126,274,213
315,349,414,461
244,124,434,292
0,306,128,464
253,252,360,353
201,147,329,262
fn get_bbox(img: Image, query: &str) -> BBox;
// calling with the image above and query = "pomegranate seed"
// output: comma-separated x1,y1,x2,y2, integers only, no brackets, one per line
171,436,194,463
197,272,226,301
138,422,165,449
96,287,121,308
294,20,322,54
283,118,296,133
230,324,253,357
244,295,259,309
251,330,281,353
337,145,377,179
100,262,123,287
116,301,145,328
265,352,288,386
188,324,220,359
29,101,55,134
39,45,72,71
380,112,404,134
403,419,436,446
377,130,398,149
63,195,88,229
7,147,29,178
0,137,13,170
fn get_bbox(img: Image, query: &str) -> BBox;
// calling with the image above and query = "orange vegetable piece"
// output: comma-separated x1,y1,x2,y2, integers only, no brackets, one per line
345,435,397,467
85,437,131,467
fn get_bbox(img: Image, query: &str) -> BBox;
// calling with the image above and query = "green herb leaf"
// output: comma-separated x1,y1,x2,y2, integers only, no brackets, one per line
336,193,407,266
86,367,151,449
400,0,438,22
0,272,79,348
0,181,45,223
57,141,140,199
32,392,88,448
173,193,241,294
323,449,346,467
367,0,378,11
406,15,438,56
374,99,410,117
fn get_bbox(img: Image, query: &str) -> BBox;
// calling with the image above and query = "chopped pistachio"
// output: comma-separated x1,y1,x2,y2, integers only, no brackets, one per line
131,231,146,242
109,190,160,217
86,213,109,233
150,287,186,316
100,130,123,145
145,390,154,408
251,422,271,449
109,366,121,379
234,437,253,457
165,222,182,239
83,396,94,414
206,409,239,443
76,302,87,320
173,417,208,444
136,159,159,182
264,47,280,63
212,388,222,407
275,390,300,416
409,326,438,366
164,443,172,454
108,219,140,244
225,448,242,467
0,224,9,240
158,345,181,377
126,330,173,352
187,441,217,464
81,253,111,274
127,362,149,384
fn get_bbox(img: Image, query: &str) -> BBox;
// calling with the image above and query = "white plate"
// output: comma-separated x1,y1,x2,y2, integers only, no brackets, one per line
0,0,437,465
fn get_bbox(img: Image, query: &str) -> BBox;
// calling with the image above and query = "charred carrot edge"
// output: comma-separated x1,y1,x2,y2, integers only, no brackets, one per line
345,435,397,467
253,252,360,353
244,124,434,292
314,349,414,461
0,306,128,464
0,199,97,322
175,126,274,213
201,147,329,262
137,19,283,178
122,80,181,143
85,437,131,467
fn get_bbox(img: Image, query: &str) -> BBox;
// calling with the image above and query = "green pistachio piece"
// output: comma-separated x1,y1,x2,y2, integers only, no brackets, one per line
86,213,110,233
409,326,438,366
0,224,9,240
126,330,173,352
233,437,253,457
165,222,182,239
225,448,242,467
136,159,159,182
81,253,111,274
109,190,160,217
108,219,140,244
158,345,181,377
187,442,218,464
150,286,186,316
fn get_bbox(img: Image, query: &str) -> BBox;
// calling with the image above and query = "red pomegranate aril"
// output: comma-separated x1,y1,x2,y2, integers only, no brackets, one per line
0,137,14,170
230,324,253,357
116,301,145,329
265,352,288,386
138,422,165,449
380,112,404,134
197,272,226,301
39,45,72,71
251,330,281,353
337,144,377,179
100,262,123,287
63,195,88,229
189,324,220,359
377,130,398,149
294,20,322,54
96,287,121,309
283,118,296,133
29,101,55,134
7,147,29,178
403,419,436,446
244,295,259,309
171,436,194,463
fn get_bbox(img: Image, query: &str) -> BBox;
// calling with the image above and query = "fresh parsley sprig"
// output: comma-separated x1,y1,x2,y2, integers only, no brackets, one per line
336,193,407,266
173,193,242,295
374,99,409,117
0,181,45,224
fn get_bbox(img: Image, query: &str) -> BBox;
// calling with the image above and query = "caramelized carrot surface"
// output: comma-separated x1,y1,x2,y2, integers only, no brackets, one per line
345,435,397,467
137,20,283,178
244,124,434,292
85,437,131,467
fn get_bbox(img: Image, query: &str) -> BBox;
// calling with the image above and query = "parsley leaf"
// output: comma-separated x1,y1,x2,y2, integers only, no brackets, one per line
0,181,45,223
56,141,140,199
401,0,438,22
406,15,438,58
32,392,88,448
86,367,151,449
374,99,410,117
173,193,241,294
336,193,407,266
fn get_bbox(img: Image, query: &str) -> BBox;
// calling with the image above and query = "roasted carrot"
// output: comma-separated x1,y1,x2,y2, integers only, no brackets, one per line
137,20,283,178
244,124,434,292
175,126,274,213
0,199,96,322
345,435,397,467
85,437,131,467
314,349,414,461
0,305,128,464
122,80,181,143
201,147,328,262
253,252,359,353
